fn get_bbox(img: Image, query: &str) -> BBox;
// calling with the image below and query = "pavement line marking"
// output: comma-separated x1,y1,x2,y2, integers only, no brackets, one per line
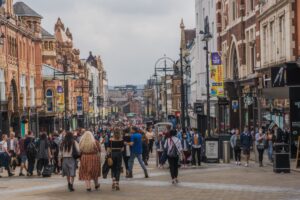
124,180,300,194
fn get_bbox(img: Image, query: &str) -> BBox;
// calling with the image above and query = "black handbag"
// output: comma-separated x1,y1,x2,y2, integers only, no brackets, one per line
72,142,80,160
102,159,110,179
42,160,54,177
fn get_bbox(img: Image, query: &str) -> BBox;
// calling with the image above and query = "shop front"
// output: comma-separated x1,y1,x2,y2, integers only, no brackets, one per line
259,63,300,158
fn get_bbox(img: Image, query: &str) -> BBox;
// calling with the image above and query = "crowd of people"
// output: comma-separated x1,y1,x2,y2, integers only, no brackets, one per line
0,122,288,192
230,125,288,167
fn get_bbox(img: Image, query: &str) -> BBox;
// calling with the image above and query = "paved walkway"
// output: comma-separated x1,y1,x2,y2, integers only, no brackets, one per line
0,154,299,200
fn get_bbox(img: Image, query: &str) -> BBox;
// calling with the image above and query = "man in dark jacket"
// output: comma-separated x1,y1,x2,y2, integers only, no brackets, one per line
241,127,252,167
24,131,36,176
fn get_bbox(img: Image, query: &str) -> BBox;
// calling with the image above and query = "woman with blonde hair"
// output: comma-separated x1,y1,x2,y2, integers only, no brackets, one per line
79,131,101,192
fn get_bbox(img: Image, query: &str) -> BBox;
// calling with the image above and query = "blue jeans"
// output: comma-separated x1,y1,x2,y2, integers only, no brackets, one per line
268,145,273,161
128,153,147,173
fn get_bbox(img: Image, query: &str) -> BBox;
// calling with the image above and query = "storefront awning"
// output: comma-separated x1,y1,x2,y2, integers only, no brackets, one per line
42,64,63,80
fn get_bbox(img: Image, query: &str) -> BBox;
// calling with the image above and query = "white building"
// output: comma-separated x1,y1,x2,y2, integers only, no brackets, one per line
188,0,218,129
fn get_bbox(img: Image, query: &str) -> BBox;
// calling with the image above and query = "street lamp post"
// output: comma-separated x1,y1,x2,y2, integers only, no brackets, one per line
200,16,213,137
154,55,175,121
54,55,77,131
180,48,186,132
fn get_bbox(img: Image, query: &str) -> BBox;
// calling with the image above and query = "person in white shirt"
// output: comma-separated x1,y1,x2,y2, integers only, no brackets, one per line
0,134,14,177
164,129,183,184
146,127,155,154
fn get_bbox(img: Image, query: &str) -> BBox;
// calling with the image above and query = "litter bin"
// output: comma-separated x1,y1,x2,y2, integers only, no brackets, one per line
223,141,230,163
273,143,290,173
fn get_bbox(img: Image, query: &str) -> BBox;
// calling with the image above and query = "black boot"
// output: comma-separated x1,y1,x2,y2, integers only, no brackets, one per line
144,170,149,178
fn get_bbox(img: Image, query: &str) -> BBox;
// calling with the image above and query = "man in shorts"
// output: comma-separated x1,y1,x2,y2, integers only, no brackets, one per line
241,127,252,167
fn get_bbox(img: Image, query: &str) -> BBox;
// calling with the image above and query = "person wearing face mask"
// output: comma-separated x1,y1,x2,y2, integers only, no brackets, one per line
255,128,266,167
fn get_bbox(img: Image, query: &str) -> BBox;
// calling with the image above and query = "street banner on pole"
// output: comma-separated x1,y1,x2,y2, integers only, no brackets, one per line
56,86,64,112
210,52,224,97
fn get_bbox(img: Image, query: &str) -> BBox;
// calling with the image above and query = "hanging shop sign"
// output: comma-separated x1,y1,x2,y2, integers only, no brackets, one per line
194,103,204,115
210,52,224,97
232,100,239,112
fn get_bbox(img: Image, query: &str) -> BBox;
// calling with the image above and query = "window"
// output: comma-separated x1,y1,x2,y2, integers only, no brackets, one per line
0,69,5,101
20,75,26,107
46,89,53,112
30,77,35,107
232,0,237,21
279,15,286,58
263,25,268,63
270,21,275,61
247,0,254,13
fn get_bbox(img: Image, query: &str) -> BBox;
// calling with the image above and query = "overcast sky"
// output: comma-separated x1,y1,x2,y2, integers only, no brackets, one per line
18,0,195,86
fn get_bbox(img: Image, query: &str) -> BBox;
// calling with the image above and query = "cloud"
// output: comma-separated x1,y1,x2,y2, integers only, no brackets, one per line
16,0,195,85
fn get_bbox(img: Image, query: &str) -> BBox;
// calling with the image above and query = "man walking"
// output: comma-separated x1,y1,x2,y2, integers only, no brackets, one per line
25,131,36,176
191,129,202,166
241,127,252,167
127,126,149,178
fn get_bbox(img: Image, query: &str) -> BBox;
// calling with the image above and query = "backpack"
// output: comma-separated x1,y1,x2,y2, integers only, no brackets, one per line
167,139,178,158
27,141,37,159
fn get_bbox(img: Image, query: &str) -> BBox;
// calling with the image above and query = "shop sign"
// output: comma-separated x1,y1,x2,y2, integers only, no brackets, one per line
210,52,224,97
57,86,63,93
194,103,204,115
232,100,239,112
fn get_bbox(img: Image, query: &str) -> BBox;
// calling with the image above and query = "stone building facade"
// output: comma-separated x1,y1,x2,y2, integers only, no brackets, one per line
0,1,43,136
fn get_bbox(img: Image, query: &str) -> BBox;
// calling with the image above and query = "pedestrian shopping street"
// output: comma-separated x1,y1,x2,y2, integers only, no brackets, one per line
0,155,299,200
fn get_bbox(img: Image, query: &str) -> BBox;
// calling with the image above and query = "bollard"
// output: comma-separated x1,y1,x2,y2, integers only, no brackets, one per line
223,141,230,163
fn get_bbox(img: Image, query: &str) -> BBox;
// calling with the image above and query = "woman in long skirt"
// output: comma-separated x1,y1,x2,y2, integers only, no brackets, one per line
79,131,101,192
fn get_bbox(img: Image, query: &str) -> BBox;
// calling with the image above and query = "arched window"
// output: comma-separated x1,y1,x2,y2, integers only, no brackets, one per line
46,89,53,112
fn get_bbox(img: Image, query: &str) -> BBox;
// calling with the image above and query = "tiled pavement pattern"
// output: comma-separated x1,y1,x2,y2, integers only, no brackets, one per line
0,156,299,200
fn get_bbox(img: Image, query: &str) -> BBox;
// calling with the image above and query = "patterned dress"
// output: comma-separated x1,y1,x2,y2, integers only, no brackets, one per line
79,141,101,180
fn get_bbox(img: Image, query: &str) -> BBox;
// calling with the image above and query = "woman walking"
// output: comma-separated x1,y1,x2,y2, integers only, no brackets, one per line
36,133,51,176
155,133,165,168
164,129,183,184
230,129,242,165
181,132,191,168
146,127,154,154
122,128,131,177
108,128,124,191
266,130,275,162
79,131,101,192
59,132,80,192
256,128,266,167
0,134,14,177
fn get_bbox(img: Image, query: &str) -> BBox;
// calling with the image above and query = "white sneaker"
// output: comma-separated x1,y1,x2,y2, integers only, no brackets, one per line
245,163,249,167
235,162,238,165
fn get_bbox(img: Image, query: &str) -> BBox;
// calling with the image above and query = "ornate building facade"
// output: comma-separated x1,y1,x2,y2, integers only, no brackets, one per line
0,1,43,137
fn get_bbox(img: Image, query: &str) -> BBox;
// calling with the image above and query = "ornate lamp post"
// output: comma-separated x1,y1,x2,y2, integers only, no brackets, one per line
200,16,213,137
53,55,78,131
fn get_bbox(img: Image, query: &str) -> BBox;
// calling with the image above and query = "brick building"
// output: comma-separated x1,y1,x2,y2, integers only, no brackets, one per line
0,1,43,137
216,0,259,131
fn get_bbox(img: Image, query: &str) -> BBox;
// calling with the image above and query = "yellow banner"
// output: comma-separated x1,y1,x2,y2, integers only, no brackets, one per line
210,52,224,97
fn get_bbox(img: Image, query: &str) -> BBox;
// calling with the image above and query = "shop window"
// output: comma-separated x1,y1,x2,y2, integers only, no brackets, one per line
46,89,53,112
279,15,286,58
30,77,35,107
20,75,26,107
